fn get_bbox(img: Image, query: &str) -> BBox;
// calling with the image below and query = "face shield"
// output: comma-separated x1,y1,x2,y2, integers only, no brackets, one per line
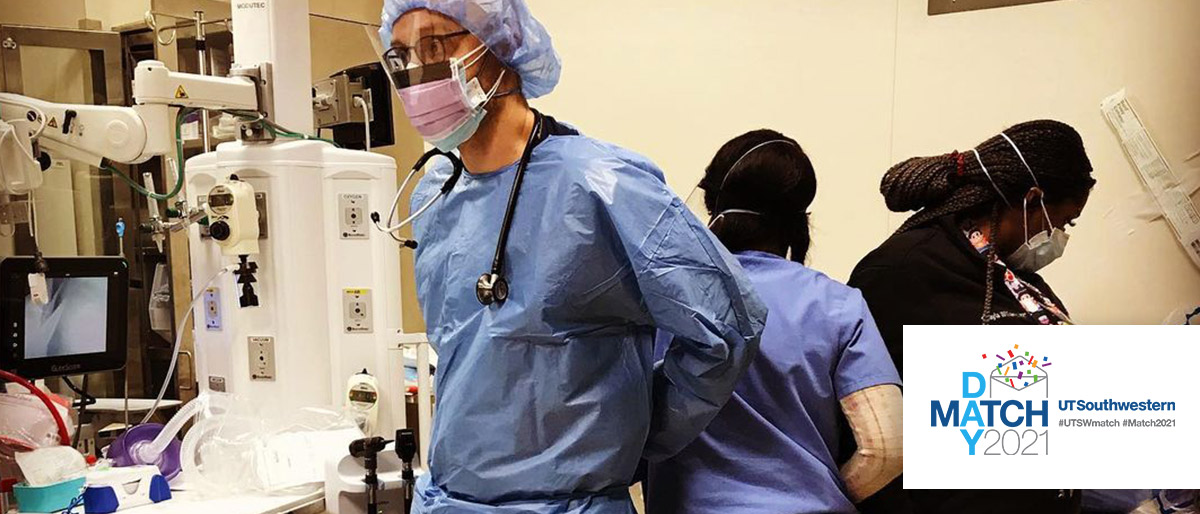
368,14,479,90
365,21,505,152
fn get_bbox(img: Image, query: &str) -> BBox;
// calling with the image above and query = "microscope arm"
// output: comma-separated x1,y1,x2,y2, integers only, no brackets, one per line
0,60,259,168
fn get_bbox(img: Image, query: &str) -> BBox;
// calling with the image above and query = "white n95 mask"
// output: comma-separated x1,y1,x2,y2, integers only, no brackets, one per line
1006,196,1069,273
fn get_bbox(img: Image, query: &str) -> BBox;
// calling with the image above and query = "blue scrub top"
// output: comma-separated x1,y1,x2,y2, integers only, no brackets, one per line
647,251,900,514
408,126,766,513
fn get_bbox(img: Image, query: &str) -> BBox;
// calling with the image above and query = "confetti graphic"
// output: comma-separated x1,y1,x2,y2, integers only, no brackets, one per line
988,345,1051,392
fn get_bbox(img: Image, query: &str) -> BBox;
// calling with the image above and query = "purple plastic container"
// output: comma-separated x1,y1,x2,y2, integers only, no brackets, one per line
108,424,182,480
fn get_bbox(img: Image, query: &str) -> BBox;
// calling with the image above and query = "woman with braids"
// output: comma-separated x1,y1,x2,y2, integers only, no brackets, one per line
647,130,903,514
848,119,1096,514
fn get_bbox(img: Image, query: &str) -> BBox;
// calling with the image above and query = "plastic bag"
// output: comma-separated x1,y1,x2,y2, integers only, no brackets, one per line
14,446,86,486
176,392,363,496
0,392,74,482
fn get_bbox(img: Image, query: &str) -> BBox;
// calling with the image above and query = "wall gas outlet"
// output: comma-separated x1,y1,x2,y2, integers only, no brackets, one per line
249,336,276,381
343,288,373,334
339,193,368,239
204,288,222,330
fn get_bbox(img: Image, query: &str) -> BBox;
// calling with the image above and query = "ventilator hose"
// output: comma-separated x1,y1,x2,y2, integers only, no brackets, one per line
0,369,70,445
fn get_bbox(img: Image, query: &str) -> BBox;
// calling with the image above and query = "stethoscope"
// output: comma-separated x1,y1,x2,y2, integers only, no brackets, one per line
372,111,544,306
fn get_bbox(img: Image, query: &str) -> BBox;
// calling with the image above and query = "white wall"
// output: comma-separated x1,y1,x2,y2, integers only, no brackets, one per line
528,0,1200,324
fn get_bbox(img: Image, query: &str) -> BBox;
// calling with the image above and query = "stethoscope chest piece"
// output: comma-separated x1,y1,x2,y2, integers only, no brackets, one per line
475,272,509,305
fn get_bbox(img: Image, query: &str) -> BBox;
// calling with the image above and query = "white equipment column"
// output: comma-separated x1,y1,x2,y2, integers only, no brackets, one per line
230,0,315,133
188,0,404,433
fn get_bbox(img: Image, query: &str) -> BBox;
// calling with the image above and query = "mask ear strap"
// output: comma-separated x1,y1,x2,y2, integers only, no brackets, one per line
482,69,506,103
1037,193,1054,232
1000,132,1041,189
713,139,796,209
1022,194,1031,243
460,43,489,70
970,149,1012,208
1000,133,1058,233
707,209,764,229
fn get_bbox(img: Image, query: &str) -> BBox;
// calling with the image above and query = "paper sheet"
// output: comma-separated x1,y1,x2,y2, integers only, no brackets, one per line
1101,89,1200,269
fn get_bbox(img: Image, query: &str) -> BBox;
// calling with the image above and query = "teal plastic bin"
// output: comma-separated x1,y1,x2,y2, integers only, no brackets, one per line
13,476,85,513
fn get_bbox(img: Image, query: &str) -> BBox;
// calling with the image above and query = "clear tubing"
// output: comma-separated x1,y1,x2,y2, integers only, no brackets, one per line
135,394,209,462
139,265,237,425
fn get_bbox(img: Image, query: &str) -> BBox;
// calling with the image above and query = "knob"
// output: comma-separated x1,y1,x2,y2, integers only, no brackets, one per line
209,221,231,241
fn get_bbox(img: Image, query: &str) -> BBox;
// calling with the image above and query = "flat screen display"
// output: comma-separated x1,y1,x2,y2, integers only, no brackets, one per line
23,277,108,359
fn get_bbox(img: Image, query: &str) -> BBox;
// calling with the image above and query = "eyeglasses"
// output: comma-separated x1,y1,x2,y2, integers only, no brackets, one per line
384,30,472,69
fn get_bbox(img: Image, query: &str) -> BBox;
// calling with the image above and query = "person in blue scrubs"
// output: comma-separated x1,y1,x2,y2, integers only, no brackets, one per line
378,2,766,512
647,130,903,514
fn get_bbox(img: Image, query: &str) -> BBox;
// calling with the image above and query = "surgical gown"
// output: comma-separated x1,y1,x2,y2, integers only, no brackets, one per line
408,119,766,513
647,251,901,514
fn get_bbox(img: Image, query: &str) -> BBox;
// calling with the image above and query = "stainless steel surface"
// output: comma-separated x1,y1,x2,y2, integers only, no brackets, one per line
0,25,124,106
177,351,195,390
231,62,275,124
0,200,31,225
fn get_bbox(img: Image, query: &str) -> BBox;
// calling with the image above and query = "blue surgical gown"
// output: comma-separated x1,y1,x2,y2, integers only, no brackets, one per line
408,127,766,513
647,251,901,514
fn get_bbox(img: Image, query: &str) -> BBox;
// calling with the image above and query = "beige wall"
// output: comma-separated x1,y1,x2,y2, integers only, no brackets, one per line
0,0,85,27
531,1,898,285
527,0,1199,325
83,0,150,29
890,0,1200,324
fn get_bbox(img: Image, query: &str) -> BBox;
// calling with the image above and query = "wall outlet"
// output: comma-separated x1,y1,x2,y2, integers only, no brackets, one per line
248,336,276,381
204,288,222,331
343,288,373,334
339,193,368,239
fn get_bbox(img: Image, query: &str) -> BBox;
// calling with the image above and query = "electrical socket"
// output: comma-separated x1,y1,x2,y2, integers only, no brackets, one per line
343,288,373,334
204,287,222,331
248,336,275,381
339,193,368,239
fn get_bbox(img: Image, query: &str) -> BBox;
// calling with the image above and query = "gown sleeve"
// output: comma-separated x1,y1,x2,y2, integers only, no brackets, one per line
586,145,767,462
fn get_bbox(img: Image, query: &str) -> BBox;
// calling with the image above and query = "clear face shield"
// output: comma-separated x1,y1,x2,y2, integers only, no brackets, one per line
363,24,474,249
366,21,486,92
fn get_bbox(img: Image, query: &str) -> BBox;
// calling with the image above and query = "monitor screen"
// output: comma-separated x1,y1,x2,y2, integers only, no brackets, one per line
23,276,109,359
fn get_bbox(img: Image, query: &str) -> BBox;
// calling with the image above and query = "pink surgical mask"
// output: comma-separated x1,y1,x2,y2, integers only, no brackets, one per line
397,44,505,151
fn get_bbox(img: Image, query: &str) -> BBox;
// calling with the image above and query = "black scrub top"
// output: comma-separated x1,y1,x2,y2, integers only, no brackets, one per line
847,215,1079,514
850,215,1071,374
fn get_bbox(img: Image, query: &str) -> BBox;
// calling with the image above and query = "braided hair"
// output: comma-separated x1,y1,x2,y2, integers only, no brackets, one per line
881,120,1094,324
882,119,1095,234
700,129,817,263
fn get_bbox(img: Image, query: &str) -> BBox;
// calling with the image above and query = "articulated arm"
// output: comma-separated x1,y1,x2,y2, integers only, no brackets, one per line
0,93,161,166
0,60,259,167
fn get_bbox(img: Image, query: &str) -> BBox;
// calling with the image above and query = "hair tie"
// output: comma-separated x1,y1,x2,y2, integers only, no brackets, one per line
955,151,966,177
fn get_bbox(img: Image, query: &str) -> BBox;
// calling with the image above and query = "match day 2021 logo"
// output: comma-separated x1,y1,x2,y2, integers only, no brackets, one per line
904,327,1196,490
930,345,1053,456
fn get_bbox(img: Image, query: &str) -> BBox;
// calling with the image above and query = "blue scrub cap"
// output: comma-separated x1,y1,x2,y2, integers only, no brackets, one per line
379,0,562,99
